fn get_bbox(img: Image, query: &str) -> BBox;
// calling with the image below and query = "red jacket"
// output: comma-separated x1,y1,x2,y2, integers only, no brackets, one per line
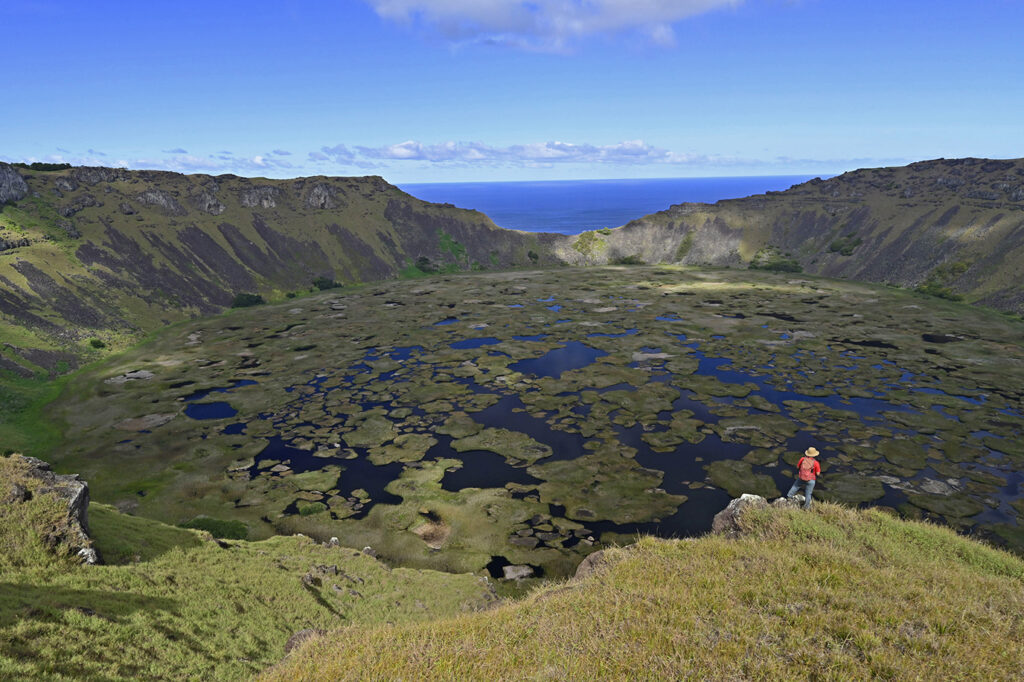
797,457,821,481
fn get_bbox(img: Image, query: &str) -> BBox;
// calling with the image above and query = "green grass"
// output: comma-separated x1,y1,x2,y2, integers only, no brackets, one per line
0,457,498,681
267,503,1024,681
0,374,68,457
89,503,204,564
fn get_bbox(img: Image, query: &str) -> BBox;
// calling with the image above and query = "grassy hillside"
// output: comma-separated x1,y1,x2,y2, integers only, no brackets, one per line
0,164,558,376
559,158,1024,313
266,501,1024,681
0,455,498,681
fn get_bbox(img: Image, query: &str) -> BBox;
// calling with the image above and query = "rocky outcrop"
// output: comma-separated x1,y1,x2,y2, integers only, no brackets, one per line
4,455,98,564
305,183,339,210
0,163,29,204
54,176,79,193
711,494,805,538
0,236,31,252
710,493,770,537
239,185,282,209
71,166,125,185
137,189,187,216
58,194,102,217
190,191,225,215
284,629,326,655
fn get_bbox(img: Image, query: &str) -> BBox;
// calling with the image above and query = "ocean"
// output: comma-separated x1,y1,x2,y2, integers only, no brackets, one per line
398,175,819,235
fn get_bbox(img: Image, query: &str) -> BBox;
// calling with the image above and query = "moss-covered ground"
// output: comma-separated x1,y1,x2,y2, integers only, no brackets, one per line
38,266,1024,578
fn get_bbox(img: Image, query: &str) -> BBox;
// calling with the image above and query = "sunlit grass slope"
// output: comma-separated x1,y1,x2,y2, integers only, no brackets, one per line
266,503,1024,681
0,457,497,681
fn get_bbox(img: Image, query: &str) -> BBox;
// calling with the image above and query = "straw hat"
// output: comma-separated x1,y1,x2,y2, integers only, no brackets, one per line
804,447,820,457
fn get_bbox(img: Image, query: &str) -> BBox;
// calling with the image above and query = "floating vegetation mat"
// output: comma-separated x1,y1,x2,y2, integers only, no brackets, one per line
52,267,1024,577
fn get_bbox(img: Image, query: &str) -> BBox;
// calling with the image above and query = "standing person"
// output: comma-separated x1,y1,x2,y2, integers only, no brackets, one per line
786,447,821,509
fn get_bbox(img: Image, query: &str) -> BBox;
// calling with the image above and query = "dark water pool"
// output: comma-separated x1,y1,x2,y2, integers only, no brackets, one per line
185,401,238,420
510,341,608,378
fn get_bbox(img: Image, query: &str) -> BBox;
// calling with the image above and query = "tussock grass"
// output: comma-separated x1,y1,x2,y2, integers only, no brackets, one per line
266,503,1024,681
1,499,497,680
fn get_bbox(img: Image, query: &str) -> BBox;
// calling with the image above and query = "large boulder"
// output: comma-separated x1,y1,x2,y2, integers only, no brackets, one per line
710,493,769,537
283,628,326,655
0,163,29,204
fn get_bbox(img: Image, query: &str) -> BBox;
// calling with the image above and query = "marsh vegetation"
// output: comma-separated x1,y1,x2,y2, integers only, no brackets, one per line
48,266,1024,577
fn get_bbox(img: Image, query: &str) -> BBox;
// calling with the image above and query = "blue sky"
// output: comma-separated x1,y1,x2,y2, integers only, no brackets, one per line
2,0,1022,182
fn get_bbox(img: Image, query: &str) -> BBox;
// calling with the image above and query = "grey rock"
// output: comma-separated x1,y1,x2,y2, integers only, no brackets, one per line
118,202,136,215
136,189,187,216
0,237,31,252
239,185,282,209
305,183,337,210
919,478,959,496
711,493,768,537
502,564,534,580
54,176,79,193
0,163,29,204
508,535,539,548
58,194,102,217
966,190,1000,201
772,496,802,509
283,628,326,655
573,549,609,580
104,369,155,384
56,219,81,239
2,482,27,504
71,166,122,185
6,455,96,563
191,191,225,215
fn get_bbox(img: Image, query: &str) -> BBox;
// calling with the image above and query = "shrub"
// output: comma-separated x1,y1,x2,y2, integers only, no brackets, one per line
89,338,106,349
415,256,438,273
178,516,248,539
612,254,645,265
312,276,340,291
748,245,803,273
230,293,264,308
11,162,72,172
828,234,863,256
674,233,694,261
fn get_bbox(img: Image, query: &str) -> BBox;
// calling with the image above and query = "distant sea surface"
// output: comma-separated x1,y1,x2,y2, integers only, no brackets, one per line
398,176,818,235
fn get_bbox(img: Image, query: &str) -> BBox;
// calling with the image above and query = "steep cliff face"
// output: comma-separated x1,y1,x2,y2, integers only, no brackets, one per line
586,158,1024,312
0,164,560,375
2,158,1024,379
0,164,29,204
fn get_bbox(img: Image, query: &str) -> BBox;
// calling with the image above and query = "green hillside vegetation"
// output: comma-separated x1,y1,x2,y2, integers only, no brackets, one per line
0,455,498,681
0,164,557,379
570,157,1024,313
267,503,1024,681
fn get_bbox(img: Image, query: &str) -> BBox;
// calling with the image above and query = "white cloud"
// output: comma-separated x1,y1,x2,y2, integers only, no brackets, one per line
363,0,742,50
355,138,730,166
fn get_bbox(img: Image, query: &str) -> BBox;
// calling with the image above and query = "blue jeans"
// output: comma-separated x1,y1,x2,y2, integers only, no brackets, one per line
787,478,815,509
